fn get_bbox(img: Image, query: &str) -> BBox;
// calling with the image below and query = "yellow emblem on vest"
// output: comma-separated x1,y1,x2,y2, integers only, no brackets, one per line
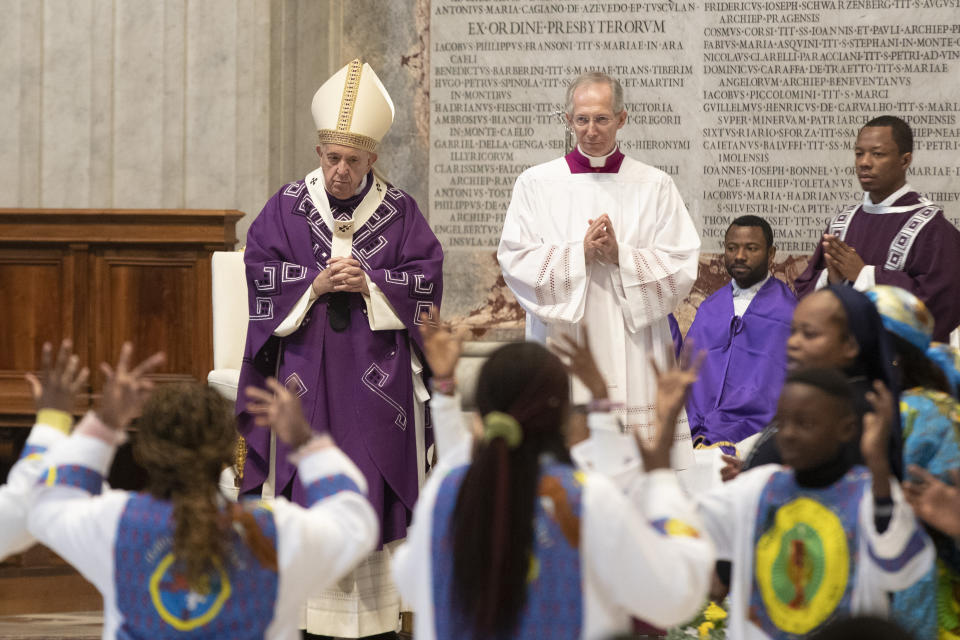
149,554,232,631
755,497,849,635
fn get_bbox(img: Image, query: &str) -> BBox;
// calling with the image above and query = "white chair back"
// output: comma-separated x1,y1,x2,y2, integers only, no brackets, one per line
211,251,249,371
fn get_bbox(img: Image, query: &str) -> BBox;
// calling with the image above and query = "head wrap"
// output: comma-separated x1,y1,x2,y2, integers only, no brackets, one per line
826,285,899,391
824,285,903,479
927,342,960,397
864,285,934,352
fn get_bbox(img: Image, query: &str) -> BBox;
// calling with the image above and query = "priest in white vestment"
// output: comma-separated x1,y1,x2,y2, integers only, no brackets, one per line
498,71,700,470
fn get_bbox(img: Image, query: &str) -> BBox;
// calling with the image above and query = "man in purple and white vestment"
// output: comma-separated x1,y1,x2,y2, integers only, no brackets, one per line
498,71,701,473
682,216,796,459
795,115,960,342
237,59,443,639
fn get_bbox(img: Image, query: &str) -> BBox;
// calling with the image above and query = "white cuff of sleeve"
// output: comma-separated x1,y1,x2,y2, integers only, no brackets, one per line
587,411,620,433
587,412,640,476
74,411,128,447
814,268,830,290
644,468,681,492
866,481,915,555
274,286,318,337
852,265,876,291
26,424,71,448
296,445,368,494
50,429,119,476
363,278,406,331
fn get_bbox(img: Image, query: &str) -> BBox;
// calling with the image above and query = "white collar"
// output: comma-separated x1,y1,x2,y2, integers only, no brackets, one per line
731,274,770,297
861,183,916,214
355,173,369,195
578,144,618,168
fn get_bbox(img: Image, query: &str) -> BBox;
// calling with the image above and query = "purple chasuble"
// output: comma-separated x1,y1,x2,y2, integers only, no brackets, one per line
237,173,443,545
794,189,960,341
564,146,625,174
683,277,796,448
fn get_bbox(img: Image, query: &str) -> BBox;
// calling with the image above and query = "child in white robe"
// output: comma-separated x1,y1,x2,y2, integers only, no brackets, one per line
26,344,378,640
0,340,87,561
696,367,933,639
391,321,714,640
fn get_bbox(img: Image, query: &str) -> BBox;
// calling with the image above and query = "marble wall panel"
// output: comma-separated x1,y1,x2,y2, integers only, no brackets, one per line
288,0,331,192
234,0,272,243
265,0,298,195
17,1,43,208
41,0,94,208
88,0,113,208
160,0,185,209
183,0,237,210
0,0,22,204
337,0,430,209
113,0,164,206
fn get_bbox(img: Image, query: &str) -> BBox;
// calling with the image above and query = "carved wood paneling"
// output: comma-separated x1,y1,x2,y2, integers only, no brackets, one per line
0,208,242,425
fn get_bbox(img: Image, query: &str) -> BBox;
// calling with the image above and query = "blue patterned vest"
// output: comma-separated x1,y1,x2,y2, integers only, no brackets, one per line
113,495,278,639
749,467,875,639
431,461,585,639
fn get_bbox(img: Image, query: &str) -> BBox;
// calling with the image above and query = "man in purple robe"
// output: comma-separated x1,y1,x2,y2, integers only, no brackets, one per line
795,115,960,341
236,60,442,639
683,216,796,452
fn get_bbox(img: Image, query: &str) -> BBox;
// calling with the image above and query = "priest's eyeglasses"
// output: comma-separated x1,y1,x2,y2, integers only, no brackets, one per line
572,115,615,128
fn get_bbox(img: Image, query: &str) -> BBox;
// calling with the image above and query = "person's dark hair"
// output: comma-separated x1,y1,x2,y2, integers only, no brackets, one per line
785,367,856,417
808,615,915,640
134,383,264,589
728,215,774,248
451,342,571,636
862,115,913,154
891,334,951,394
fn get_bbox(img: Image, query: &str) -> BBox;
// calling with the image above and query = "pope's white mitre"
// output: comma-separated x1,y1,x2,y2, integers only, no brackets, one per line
311,59,395,153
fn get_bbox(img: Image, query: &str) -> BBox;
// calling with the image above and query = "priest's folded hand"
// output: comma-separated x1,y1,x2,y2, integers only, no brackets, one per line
823,234,865,282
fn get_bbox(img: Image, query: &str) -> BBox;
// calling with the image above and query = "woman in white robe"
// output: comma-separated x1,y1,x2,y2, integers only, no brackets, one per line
26,345,378,640
391,323,714,640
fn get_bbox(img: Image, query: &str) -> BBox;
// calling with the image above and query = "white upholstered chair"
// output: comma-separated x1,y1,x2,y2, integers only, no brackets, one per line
208,250,248,500
208,250,249,402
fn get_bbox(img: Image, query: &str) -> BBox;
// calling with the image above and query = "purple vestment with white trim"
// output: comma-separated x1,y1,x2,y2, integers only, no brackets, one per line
237,174,443,544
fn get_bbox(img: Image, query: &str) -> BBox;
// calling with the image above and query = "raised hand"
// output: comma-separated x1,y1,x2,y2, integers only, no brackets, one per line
25,339,89,414
720,454,743,483
97,343,166,431
550,332,607,400
861,380,893,466
903,465,960,536
861,379,893,499
244,378,320,449
418,308,465,381
639,347,704,471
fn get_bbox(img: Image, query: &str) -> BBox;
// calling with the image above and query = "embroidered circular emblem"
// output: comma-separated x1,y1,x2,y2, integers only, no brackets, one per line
755,497,849,635
149,553,232,631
